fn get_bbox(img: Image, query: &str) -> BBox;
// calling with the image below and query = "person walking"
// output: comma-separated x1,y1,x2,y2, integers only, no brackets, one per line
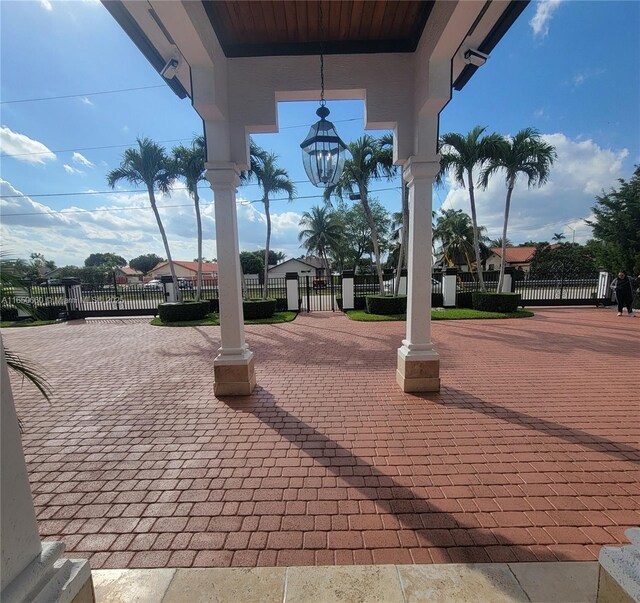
610,271,635,316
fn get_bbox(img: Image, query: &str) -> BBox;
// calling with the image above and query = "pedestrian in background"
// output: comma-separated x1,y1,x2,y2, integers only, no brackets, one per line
610,271,635,316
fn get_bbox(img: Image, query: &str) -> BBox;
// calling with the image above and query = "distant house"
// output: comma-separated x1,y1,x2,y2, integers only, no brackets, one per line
115,266,144,285
150,261,219,283
268,257,326,279
485,246,537,273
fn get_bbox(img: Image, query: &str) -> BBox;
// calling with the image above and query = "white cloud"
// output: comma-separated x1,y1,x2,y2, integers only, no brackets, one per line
63,164,83,175
72,151,94,167
440,133,628,244
529,0,562,38
571,68,605,88
534,108,546,119
79,96,93,106
40,0,52,11
0,126,56,164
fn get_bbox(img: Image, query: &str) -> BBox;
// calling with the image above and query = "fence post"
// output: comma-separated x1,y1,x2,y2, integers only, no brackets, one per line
285,272,299,311
160,275,178,303
62,278,82,319
342,270,354,310
597,268,611,306
398,269,407,295
502,267,514,293
14,280,32,319
443,268,457,307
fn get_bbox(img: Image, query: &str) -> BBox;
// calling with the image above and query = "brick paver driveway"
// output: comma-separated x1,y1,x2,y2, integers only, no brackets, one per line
3,308,639,569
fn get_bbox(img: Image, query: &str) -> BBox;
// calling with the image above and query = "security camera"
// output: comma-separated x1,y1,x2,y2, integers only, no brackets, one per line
464,49,489,67
160,58,179,80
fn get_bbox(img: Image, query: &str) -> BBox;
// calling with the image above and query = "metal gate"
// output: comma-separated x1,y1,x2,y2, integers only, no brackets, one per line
299,275,341,312
514,270,601,306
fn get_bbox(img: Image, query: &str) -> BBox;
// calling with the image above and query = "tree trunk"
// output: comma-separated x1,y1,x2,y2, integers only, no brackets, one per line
360,187,385,295
148,187,181,301
467,170,486,292
194,189,203,301
498,182,514,292
394,177,409,296
263,197,271,299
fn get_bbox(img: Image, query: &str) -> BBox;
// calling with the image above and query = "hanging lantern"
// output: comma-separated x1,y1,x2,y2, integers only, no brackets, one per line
300,2,347,188
300,104,347,188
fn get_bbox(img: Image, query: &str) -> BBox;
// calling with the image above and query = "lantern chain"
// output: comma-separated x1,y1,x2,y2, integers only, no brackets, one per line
319,1,326,106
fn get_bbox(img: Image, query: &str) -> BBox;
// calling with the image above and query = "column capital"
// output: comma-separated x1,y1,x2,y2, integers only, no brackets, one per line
403,155,441,184
204,162,241,190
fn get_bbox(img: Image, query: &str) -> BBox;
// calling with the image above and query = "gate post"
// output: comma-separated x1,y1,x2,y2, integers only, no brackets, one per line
398,269,407,295
14,281,32,319
597,268,611,306
285,272,299,311
443,268,457,307
341,270,355,310
62,278,82,319
502,267,514,293
161,275,178,303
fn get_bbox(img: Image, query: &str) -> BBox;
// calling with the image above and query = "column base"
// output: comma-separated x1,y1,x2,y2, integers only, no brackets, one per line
214,352,256,396
396,348,440,393
0,541,94,603
597,528,640,603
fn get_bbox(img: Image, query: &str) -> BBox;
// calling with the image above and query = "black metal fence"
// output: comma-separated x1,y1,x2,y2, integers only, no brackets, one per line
299,275,341,312
515,272,600,305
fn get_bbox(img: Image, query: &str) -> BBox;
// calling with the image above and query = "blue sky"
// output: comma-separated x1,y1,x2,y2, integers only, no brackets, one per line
1,0,638,267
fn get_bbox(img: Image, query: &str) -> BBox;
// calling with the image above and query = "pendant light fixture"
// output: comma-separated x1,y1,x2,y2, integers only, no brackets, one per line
300,2,347,188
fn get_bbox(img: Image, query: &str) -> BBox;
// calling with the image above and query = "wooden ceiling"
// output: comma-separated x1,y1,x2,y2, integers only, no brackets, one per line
202,1,435,57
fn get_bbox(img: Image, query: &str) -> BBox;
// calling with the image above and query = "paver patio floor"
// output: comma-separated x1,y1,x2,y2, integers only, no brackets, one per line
3,307,639,570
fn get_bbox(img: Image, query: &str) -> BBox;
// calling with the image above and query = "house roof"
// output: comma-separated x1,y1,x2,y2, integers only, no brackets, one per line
268,258,318,271
119,266,143,276
152,261,219,273
490,246,537,264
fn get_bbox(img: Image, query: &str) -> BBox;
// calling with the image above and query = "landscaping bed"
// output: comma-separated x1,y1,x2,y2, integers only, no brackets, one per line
150,311,297,327
347,308,534,321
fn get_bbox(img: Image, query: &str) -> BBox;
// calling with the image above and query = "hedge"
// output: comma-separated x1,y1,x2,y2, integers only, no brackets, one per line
366,295,407,315
471,292,521,313
456,291,474,309
0,307,19,321
159,301,209,323
35,305,66,320
243,299,276,319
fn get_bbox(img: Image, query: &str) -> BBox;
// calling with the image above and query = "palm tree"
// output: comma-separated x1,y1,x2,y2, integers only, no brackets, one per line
245,144,296,298
324,134,395,295
482,128,557,291
489,237,513,249
552,232,566,242
107,137,180,298
433,209,487,273
173,135,206,299
438,126,504,292
298,206,344,279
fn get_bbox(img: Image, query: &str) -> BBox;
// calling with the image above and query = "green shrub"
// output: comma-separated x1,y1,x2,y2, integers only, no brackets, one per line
456,291,474,309
471,292,521,313
274,297,288,312
243,299,276,319
366,295,407,315
35,305,66,320
159,301,209,323
207,298,220,313
432,293,444,308
0,306,19,321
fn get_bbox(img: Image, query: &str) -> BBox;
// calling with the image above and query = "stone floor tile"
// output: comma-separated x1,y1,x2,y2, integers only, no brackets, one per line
162,567,285,603
508,561,599,602
284,565,404,603
92,568,176,603
398,563,529,603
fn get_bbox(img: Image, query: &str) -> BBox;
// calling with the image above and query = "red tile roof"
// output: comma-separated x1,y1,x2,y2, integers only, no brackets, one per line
152,261,219,273
120,266,143,276
490,246,537,264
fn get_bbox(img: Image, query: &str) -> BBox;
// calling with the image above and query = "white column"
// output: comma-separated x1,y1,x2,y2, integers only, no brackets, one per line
443,268,457,307
341,271,355,310
396,157,440,392
285,273,299,311
205,163,256,396
160,276,178,303
1,339,94,602
501,267,514,293
598,528,640,602
398,270,407,296
597,268,610,304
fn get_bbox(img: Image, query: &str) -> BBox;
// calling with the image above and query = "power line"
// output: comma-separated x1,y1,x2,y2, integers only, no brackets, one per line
1,187,401,218
0,118,366,159
0,84,166,105
0,137,192,159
